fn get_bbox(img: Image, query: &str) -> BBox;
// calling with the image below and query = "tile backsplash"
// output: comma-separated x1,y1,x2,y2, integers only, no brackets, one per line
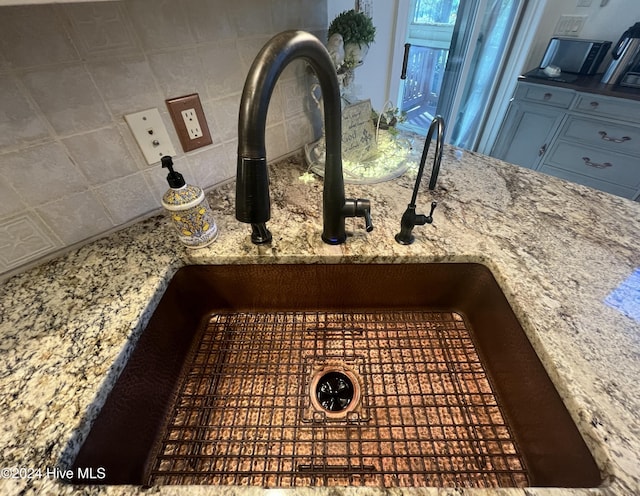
0,0,327,279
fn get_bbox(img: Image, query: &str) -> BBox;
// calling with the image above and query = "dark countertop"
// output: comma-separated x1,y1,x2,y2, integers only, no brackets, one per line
520,70,640,101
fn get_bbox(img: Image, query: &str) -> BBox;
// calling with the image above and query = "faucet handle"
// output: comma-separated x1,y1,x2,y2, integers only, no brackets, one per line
362,208,374,232
424,201,437,224
356,199,374,232
344,198,374,233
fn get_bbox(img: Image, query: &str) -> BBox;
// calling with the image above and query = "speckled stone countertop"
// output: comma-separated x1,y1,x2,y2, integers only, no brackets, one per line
0,147,639,496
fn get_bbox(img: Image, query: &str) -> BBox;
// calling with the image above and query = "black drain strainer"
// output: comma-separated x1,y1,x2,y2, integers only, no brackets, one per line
315,371,354,412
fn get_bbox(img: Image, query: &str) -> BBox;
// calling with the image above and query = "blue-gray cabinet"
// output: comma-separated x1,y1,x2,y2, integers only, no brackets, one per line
492,81,640,200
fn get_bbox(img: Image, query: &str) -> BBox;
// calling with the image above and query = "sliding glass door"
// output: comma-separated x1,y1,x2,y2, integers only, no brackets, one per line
395,0,526,150
398,0,460,133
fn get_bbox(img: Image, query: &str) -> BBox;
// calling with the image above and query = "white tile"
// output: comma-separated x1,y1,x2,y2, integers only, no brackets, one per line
1,142,89,206
271,0,303,31
280,59,308,81
184,0,236,43
301,0,328,30
285,112,314,152
227,0,273,38
88,56,162,117
94,172,158,225
63,2,141,59
266,85,284,126
0,74,50,150
199,100,222,146
0,212,59,271
62,127,137,186
21,65,111,137
236,36,271,72
209,93,241,144
280,77,308,118
147,49,207,101
0,50,9,74
36,191,113,246
0,179,28,219
199,41,244,99
0,5,79,69
126,0,195,51
266,123,288,162
187,144,234,190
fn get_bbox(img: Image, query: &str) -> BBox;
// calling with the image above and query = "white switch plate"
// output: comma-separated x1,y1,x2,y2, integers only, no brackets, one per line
554,15,588,36
124,108,176,165
577,0,592,7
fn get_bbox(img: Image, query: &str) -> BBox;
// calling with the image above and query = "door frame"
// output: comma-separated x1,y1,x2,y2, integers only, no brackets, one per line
475,0,547,154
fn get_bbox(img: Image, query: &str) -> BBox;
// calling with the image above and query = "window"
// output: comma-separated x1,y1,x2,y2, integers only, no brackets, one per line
412,0,460,26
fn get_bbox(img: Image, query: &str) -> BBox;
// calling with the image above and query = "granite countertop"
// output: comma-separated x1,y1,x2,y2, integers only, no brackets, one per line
0,146,639,495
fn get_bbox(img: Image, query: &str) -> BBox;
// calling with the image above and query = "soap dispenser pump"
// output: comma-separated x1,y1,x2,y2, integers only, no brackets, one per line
161,155,218,248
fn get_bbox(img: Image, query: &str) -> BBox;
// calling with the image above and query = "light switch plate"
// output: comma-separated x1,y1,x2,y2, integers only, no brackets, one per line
124,108,176,165
554,15,588,36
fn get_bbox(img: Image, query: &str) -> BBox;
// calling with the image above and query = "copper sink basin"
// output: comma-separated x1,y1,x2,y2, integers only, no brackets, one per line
70,263,601,488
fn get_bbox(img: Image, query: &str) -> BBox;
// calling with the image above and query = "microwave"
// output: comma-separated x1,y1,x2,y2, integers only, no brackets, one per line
540,37,611,75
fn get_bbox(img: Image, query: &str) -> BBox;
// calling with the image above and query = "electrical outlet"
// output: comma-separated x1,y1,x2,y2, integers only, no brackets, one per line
166,93,212,152
577,0,592,6
124,108,176,165
181,109,204,139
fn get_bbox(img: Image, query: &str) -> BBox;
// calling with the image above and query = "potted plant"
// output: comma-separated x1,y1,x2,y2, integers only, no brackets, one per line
328,9,376,68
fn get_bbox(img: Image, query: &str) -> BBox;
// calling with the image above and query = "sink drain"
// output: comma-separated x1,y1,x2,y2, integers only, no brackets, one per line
309,366,361,419
315,371,354,411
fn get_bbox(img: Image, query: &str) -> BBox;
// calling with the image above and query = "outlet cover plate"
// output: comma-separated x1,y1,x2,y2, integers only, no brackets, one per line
124,108,176,165
166,93,212,152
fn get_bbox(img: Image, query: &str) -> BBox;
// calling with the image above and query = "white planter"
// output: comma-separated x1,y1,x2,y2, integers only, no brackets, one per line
344,42,369,67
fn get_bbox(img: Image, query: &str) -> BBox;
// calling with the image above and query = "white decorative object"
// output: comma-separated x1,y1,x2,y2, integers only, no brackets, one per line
327,33,345,71
344,42,369,67
305,99,415,184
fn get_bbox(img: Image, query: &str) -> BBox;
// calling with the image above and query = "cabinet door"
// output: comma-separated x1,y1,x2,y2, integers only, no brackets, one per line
491,101,566,169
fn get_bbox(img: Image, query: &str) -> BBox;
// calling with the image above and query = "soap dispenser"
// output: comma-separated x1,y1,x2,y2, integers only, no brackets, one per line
161,155,218,248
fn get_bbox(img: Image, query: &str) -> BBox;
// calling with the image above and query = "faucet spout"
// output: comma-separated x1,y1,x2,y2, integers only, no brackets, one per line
236,30,372,245
395,115,445,245
417,115,445,196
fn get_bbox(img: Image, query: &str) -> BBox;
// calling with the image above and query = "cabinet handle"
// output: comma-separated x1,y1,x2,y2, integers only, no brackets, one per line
538,143,547,156
582,156,613,169
590,101,599,108
543,92,552,101
598,131,631,143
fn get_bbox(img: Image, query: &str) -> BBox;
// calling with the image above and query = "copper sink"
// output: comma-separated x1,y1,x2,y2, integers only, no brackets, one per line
70,263,601,488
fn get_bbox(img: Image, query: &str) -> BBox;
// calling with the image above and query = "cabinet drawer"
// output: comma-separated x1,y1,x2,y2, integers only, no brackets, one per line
514,83,575,108
539,165,637,199
543,140,640,187
573,93,640,124
560,116,640,155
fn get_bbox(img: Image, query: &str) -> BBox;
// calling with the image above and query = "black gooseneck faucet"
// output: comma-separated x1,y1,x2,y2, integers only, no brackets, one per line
236,30,373,245
395,115,445,245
